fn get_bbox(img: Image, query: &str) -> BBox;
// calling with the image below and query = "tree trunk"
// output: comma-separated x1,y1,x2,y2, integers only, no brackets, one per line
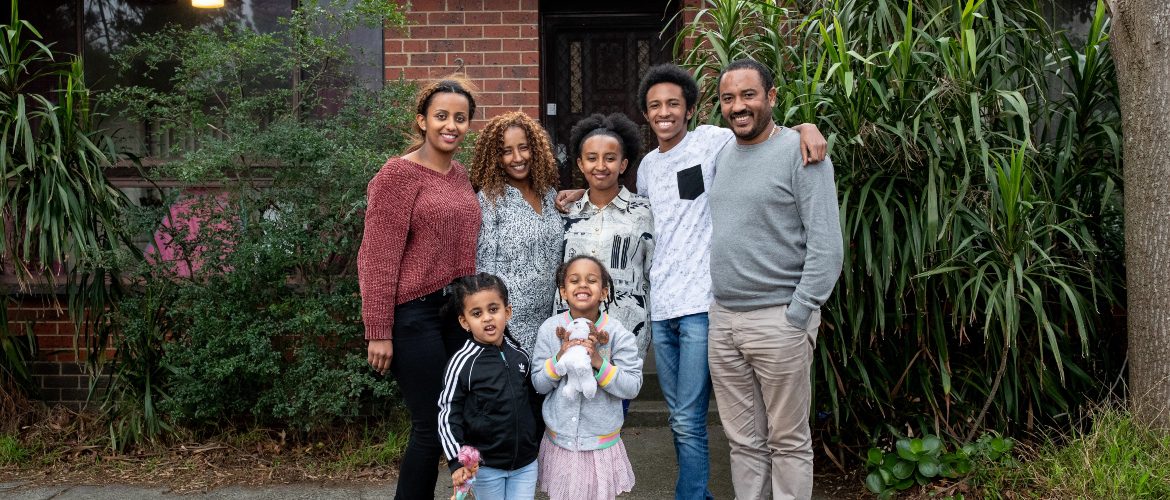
1109,0,1170,430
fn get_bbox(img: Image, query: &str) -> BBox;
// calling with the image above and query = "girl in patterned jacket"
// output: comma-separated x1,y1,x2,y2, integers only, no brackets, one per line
532,256,643,500
558,113,654,361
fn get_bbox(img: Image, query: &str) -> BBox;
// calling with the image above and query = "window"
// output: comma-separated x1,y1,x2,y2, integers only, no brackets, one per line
9,0,382,158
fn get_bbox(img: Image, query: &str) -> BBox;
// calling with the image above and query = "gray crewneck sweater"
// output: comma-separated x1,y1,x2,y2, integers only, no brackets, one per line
709,126,844,329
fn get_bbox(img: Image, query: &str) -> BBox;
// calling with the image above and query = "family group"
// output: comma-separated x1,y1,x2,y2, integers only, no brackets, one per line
357,58,844,500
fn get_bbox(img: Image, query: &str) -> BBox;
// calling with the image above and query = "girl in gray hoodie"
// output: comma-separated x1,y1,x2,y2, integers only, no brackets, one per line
532,256,643,500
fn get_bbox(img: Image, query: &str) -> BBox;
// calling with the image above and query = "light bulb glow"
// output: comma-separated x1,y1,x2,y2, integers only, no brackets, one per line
192,0,225,8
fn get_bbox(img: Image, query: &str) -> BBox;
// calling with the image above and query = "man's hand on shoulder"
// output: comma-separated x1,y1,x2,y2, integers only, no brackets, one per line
555,189,586,213
790,123,828,165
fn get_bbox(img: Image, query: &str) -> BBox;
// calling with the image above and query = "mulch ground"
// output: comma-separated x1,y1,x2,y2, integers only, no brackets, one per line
0,405,402,493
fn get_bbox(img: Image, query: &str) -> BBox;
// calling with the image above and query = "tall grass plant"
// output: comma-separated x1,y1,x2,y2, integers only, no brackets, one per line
677,0,1124,447
979,406,1170,498
0,0,136,408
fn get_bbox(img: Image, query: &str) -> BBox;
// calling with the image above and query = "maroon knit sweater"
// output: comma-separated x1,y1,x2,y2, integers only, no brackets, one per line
358,157,481,340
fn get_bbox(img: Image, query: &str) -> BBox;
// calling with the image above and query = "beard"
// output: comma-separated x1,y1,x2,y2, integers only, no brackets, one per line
727,109,772,142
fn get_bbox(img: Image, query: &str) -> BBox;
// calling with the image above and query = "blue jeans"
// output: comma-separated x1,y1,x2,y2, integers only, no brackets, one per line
652,313,715,500
474,459,538,500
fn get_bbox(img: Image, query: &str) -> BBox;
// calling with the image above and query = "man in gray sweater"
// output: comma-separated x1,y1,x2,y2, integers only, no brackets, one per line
708,59,844,500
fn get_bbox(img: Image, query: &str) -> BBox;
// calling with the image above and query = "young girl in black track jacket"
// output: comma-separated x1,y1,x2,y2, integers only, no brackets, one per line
438,273,542,499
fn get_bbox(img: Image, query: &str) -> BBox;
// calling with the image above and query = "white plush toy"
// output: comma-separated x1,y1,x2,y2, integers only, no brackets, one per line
554,318,598,400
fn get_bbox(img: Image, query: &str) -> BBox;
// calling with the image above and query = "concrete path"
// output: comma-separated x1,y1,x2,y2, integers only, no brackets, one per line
428,426,734,499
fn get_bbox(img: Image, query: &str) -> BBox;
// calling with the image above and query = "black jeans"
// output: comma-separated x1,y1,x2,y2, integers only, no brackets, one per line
389,288,469,500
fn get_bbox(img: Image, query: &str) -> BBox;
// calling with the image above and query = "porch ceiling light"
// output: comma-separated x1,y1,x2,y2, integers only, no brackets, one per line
192,0,225,8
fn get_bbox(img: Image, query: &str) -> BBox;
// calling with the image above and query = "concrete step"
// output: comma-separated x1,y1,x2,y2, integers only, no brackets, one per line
639,371,665,401
625,397,720,428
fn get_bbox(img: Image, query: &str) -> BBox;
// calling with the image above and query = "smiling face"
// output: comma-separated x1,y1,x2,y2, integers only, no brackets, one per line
458,289,512,346
718,68,777,145
415,91,471,155
576,134,627,194
643,82,692,151
499,126,532,186
558,258,608,320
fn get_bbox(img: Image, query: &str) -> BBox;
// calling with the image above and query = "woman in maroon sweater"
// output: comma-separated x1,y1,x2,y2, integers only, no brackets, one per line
358,77,482,499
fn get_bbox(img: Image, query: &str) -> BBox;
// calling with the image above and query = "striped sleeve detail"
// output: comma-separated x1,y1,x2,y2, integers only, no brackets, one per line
437,342,480,461
596,429,621,449
595,358,617,387
544,357,561,380
594,312,610,331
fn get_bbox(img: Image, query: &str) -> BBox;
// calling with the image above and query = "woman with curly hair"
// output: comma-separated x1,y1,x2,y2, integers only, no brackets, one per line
470,111,564,352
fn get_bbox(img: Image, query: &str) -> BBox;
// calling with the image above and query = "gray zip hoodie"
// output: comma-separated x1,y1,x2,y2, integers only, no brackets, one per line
531,312,642,451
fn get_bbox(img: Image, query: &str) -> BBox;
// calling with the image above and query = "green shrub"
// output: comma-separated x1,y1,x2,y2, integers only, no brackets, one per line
677,0,1124,444
102,280,177,450
866,432,1014,498
95,1,413,439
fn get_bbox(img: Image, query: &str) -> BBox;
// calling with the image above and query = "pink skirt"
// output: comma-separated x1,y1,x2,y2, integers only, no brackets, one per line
538,434,635,500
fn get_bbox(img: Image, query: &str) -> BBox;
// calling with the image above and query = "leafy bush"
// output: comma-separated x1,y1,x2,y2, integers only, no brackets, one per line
677,0,1124,445
102,280,176,450
866,433,1014,498
95,1,411,439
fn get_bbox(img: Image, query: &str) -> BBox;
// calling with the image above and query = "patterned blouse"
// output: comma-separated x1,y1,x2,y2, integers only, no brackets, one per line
559,186,655,357
477,186,565,353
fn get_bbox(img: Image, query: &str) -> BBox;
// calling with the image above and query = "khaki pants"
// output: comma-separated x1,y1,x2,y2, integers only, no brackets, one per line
709,301,818,500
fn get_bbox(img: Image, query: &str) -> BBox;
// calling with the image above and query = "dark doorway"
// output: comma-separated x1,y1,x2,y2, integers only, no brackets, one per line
540,0,681,190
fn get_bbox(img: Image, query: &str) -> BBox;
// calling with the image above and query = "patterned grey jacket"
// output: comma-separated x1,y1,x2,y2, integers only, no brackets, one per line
477,186,564,353
558,187,654,357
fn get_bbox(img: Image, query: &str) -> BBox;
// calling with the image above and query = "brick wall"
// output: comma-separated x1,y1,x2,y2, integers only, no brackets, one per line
9,297,104,410
385,0,541,121
682,0,701,51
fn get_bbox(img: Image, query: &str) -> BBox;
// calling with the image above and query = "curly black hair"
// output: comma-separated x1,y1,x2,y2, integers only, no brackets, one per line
555,255,616,310
443,272,510,319
637,63,700,113
469,111,559,202
567,113,643,166
719,58,775,94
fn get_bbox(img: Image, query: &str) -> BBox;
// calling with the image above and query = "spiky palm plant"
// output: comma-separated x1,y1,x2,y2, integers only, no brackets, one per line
0,0,136,396
677,0,1123,448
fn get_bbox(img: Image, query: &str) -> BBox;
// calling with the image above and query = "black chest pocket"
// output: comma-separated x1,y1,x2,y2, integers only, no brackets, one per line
677,164,705,200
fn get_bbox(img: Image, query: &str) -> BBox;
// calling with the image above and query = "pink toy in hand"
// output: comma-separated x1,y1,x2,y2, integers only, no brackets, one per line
452,445,481,500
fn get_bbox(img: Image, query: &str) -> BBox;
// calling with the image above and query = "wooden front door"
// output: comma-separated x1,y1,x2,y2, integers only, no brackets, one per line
540,1,681,190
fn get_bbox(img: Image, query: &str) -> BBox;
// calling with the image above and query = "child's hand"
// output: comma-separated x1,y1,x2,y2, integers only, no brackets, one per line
452,466,472,487
557,337,585,360
555,326,569,341
588,339,604,370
